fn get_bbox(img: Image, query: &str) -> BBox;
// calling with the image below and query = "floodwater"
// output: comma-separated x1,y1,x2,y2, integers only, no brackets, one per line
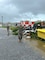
37,40,45,52
25,37,45,52
31,39,45,52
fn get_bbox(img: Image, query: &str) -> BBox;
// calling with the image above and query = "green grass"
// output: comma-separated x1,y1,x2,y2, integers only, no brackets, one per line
2,26,7,28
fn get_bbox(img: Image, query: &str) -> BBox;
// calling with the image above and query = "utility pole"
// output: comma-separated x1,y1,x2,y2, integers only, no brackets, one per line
2,16,3,27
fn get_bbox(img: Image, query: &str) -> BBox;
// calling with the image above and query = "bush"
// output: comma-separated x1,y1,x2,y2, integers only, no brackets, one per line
30,32,38,39
13,31,18,35
13,28,18,32
10,26,19,32
10,26,19,35
10,26,15,30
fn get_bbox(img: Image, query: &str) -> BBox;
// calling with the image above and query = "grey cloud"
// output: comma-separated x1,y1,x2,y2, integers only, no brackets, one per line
10,0,45,14
0,0,45,22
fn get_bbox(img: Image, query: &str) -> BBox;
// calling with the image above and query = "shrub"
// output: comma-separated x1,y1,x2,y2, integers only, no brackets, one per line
30,32,38,39
13,28,18,32
10,26,15,30
10,26,19,35
13,31,18,35
10,26,19,32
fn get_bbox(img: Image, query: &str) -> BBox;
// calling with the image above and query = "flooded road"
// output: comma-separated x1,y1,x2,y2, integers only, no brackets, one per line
0,28,45,60
37,40,45,52
26,38,45,52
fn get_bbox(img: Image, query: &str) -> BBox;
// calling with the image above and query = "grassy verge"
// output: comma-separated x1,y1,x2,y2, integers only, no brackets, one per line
0,26,6,28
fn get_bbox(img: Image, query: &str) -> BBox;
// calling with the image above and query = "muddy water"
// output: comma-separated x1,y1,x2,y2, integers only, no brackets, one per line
26,38,45,52
37,40,45,52
31,39,45,52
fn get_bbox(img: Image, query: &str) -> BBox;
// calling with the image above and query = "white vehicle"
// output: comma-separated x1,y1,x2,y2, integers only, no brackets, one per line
23,27,35,35
23,30,30,35
23,27,31,35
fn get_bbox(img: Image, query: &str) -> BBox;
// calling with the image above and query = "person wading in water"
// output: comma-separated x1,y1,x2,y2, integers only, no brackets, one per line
7,25,10,36
18,24,23,42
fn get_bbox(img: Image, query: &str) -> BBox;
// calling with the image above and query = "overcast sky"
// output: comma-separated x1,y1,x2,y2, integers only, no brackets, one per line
0,0,45,23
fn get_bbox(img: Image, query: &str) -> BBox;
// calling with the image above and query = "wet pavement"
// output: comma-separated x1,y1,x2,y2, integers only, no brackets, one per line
37,40,45,52
26,38,45,52
0,28,45,60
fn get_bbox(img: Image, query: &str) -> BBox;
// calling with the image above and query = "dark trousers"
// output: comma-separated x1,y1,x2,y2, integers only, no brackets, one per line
18,33,22,40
